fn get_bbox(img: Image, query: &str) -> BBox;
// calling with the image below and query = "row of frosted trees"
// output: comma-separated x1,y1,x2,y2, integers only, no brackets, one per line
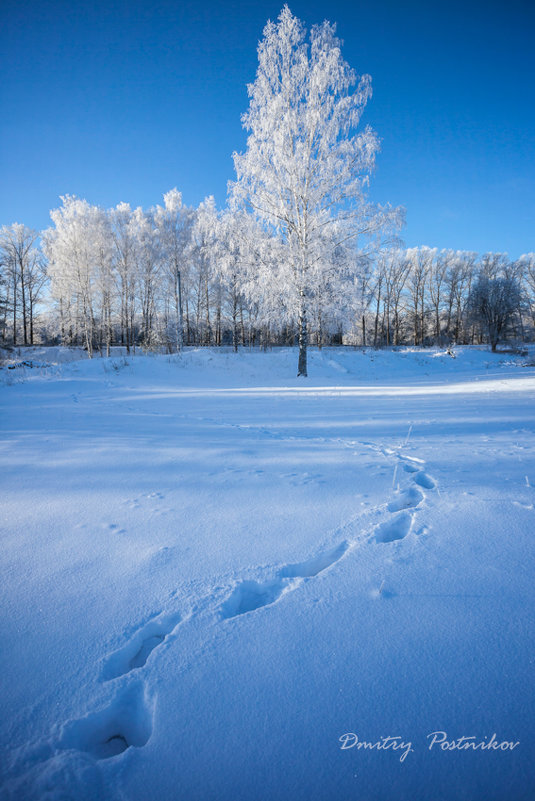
1,194,534,354
0,224,47,346
0,191,266,356
357,247,535,349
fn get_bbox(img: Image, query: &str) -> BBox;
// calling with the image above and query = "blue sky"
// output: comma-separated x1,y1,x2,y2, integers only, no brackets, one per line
1,0,533,257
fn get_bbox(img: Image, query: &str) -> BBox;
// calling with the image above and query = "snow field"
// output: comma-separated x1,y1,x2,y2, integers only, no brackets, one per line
1,346,534,800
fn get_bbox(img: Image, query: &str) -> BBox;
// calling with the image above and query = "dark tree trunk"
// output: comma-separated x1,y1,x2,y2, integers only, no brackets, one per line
12,268,17,345
176,269,183,351
297,295,307,377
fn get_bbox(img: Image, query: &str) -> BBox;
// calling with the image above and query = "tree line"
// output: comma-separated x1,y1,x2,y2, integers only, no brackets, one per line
1,204,533,355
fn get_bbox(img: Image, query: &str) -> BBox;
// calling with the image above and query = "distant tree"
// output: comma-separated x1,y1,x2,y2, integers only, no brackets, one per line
0,253,8,343
154,189,194,352
25,248,48,345
466,275,523,351
110,202,137,352
44,196,107,356
428,250,452,343
375,248,410,346
231,5,401,376
405,247,435,345
189,197,220,345
0,223,41,345
443,251,476,343
216,209,263,352
130,207,160,347
516,253,535,331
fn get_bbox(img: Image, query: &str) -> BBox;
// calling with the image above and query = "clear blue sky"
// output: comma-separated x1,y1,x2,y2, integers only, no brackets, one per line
1,0,533,257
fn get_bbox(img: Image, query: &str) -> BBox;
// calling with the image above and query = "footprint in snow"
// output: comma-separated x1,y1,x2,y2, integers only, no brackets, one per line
100,611,182,681
105,523,126,533
284,472,324,486
278,541,349,578
374,512,413,543
220,578,295,618
59,681,153,761
220,541,349,619
387,486,423,512
414,471,436,490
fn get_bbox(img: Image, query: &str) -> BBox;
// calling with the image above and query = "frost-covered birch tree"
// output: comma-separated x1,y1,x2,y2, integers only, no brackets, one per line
216,210,256,351
189,197,220,345
231,5,401,375
110,203,137,351
131,207,160,346
154,189,193,351
44,197,108,356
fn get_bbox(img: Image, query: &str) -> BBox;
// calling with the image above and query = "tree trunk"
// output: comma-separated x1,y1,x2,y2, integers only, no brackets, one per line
176,269,184,351
216,299,221,346
12,266,17,345
232,292,239,353
297,294,307,376
373,287,381,347
29,296,34,344
19,258,28,345
240,304,245,347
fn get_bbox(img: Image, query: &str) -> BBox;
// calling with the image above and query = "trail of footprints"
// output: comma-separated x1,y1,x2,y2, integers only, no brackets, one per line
58,612,183,762
220,541,349,619
56,450,436,767
374,459,436,543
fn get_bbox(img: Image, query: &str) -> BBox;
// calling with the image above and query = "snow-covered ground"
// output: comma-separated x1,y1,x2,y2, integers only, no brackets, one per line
1,346,534,801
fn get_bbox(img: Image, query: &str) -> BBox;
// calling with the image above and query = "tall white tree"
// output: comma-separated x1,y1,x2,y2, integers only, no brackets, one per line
110,202,137,351
443,250,476,343
44,197,108,356
517,253,535,330
231,5,401,375
405,246,436,345
130,207,160,346
154,189,194,351
189,197,220,345
216,209,268,351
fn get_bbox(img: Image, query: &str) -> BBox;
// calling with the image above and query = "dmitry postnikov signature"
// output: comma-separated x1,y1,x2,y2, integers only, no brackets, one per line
339,732,520,763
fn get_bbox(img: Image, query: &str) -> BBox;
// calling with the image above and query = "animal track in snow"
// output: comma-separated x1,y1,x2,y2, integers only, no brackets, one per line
414,471,436,489
101,611,182,681
374,512,413,543
104,523,126,534
372,448,437,544
278,541,349,578
59,681,153,760
387,486,423,512
280,471,325,486
220,541,349,619
220,578,297,619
